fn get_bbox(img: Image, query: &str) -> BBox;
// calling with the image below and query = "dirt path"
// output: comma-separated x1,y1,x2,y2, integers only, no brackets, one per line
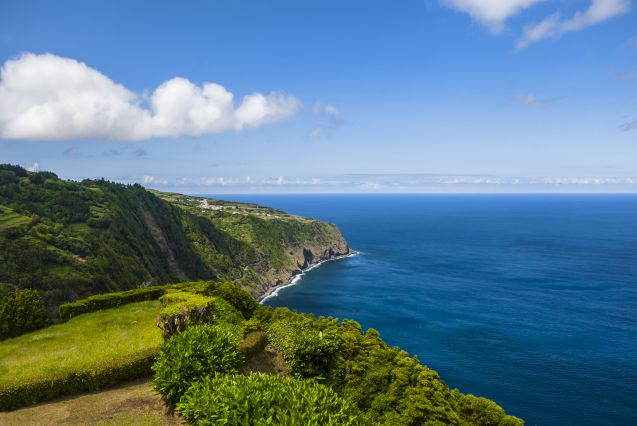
0,378,183,426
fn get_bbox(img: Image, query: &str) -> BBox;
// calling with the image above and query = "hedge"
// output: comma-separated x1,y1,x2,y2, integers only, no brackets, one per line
57,281,247,322
157,291,243,338
0,347,158,411
152,324,244,405
58,286,166,322
176,373,362,425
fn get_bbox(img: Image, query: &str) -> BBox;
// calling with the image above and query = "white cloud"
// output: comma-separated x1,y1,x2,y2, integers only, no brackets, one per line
511,93,556,107
0,53,302,141
517,0,630,49
440,0,543,33
142,175,168,185
309,101,343,139
308,126,330,140
313,101,340,119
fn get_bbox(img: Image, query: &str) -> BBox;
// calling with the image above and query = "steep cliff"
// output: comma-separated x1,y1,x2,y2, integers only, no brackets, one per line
0,164,349,311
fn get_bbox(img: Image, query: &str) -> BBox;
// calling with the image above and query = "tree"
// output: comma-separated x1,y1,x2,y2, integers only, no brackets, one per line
0,289,47,340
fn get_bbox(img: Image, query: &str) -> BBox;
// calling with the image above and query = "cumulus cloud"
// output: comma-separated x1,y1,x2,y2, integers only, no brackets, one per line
0,53,302,141
517,0,630,49
440,0,542,33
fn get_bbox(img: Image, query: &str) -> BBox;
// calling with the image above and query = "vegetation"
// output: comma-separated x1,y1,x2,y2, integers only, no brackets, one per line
0,165,521,424
0,279,522,423
0,164,347,329
59,285,166,322
156,291,242,338
247,306,524,425
177,373,361,426
152,324,244,405
0,301,161,409
0,289,46,339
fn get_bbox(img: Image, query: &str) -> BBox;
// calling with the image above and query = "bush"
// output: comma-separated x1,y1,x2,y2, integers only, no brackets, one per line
177,373,362,426
206,281,259,319
267,318,342,380
0,289,46,340
0,348,157,411
56,281,246,323
157,291,243,338
59,286,166,322
152,324,244,405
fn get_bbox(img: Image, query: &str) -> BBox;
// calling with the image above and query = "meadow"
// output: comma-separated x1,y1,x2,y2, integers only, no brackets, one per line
0,300,161,388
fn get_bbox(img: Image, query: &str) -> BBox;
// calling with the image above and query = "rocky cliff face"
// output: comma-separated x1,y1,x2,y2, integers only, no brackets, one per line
156,192,350,299
262,236,350,298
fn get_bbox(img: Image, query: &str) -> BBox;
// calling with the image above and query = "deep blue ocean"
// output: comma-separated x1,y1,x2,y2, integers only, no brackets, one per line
205,194,637,425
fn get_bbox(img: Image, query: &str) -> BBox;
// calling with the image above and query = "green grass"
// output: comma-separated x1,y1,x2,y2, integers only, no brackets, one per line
0,301,162,387
0,206,31,230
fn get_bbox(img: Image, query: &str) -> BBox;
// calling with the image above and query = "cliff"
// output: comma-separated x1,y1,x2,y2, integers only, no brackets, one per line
0,164,349,312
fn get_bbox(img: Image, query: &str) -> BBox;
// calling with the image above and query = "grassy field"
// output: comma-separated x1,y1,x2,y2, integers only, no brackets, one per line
0,301,162,387
0,205,31,230
0,379,183,426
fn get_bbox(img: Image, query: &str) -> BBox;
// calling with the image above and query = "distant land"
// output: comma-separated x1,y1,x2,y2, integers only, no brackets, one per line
0,163,348,316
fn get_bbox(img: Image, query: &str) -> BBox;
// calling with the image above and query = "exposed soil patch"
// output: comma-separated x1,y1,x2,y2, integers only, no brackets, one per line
0,378,183,426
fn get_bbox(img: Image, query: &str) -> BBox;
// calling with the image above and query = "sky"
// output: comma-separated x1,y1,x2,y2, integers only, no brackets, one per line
0,0,636,193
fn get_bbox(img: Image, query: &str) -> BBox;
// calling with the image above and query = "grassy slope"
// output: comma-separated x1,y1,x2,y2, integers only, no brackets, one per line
0,165,348,312
0,301,161,387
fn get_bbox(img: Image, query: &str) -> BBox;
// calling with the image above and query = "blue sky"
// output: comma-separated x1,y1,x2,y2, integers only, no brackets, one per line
0,0,636,193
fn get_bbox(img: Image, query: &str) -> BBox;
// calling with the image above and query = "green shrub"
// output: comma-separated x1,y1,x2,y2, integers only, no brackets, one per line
58,286,166,322
157,291,243,338
267,318,342,380
177,373,362,426
449,391,524,426
206,281,259,319
0,289,46,340
152,324,244,405
0,347,157,411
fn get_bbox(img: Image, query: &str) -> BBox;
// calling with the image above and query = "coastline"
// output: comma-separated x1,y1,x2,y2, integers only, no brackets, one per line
258,251,357,304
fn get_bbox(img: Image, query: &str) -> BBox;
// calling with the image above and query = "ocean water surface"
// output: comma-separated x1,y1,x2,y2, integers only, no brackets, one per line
205,194,637,425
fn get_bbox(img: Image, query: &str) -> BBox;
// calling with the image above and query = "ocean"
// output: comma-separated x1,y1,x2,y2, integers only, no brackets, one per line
204,194,637,425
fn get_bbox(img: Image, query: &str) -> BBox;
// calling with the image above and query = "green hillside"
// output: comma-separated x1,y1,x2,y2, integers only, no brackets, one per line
0,164,348,315
0,281,523,424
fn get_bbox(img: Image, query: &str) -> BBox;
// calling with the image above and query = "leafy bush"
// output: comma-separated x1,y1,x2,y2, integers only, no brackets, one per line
0,289,46,340
267,317,342,379
157,291,243,338
152,324,244,405
177,373,362,426
257,308,524,425
58,285,166,321
0,347,157,411
206,281,259,319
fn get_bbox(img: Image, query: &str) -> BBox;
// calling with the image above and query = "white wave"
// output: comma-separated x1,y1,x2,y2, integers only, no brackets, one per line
259,251,357,304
